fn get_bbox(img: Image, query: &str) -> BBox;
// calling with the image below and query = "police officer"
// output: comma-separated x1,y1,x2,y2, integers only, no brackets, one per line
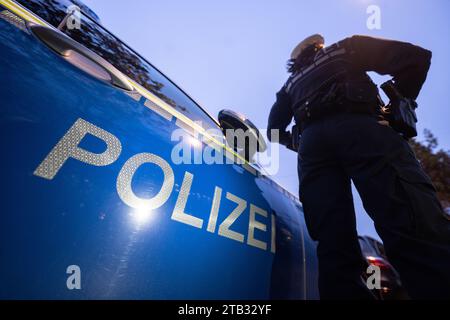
267,34,450,299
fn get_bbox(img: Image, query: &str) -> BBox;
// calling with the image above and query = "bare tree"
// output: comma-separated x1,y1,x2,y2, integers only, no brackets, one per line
410,130,450,213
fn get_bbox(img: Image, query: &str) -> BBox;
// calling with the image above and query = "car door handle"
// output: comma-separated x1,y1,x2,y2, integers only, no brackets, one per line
30,23,134,91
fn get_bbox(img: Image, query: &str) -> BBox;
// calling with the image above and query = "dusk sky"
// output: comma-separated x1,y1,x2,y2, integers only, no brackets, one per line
83,0,450,240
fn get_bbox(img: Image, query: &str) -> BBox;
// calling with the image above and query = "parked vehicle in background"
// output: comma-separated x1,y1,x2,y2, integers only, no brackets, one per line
359,236,409,300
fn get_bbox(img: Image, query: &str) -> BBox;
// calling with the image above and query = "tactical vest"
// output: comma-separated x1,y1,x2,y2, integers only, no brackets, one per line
285,39,380,124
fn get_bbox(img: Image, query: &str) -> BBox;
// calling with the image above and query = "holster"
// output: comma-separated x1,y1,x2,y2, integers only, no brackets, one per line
387,99,418,139
380,80,418,139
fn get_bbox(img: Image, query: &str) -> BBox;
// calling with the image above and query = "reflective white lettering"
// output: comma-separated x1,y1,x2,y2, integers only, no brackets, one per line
218,193,246,243
34,118,122,180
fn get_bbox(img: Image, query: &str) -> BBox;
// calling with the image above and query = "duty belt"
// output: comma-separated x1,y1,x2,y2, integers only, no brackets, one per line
294,100,378,125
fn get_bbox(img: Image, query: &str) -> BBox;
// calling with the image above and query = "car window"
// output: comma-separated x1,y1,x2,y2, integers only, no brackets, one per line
16,0,221,131
16,0,100,24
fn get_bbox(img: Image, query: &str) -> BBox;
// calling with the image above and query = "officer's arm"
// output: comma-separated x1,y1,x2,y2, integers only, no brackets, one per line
267,87,293,147
348,35,432,100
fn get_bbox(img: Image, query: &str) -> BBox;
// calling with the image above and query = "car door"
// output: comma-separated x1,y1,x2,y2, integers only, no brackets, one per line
0,0,314,299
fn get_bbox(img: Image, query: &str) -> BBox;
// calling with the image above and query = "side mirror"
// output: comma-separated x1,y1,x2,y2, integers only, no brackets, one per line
218,109,267,162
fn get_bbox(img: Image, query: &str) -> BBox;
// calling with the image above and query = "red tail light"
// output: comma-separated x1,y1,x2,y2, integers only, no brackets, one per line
366,256,390,269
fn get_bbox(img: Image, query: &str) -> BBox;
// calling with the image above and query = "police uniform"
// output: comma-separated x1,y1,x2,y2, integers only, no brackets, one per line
268,35,450,299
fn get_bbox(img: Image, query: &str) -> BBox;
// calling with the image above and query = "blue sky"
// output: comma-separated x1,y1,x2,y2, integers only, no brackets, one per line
83,0,450,240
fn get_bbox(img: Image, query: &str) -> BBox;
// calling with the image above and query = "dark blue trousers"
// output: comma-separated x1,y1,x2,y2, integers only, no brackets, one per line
298,113,450,300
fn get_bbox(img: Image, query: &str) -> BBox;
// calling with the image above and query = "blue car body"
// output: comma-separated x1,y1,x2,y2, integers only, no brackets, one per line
0,0,319,299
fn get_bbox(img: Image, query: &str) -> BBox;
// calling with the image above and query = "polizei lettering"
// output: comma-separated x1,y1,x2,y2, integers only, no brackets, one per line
33,118,276,253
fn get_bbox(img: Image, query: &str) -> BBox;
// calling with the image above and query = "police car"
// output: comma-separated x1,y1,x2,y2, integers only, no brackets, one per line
0,0,322,299
0,0,399,300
